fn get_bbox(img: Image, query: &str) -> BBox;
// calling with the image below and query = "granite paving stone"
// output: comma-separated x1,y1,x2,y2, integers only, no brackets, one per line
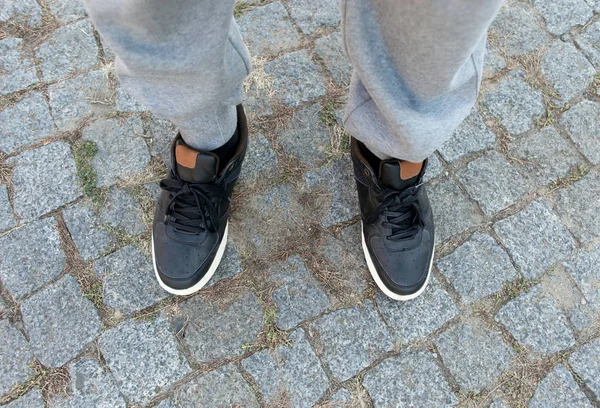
239,133,278,187
0,92,54,153
437,232,519,303
560,100,600,165
155,398,176,408
484,45,507,79
238,2,301,57
144,181,161,201
490,399,510,408
269,255,330,330
529,364,592,408
532,0,593,35
48,70,111,131
175,364,259,407
575,21,600,69
36,19,98,82
239,183,305,255
423,154,443,182
278,103,331,166
309,301,394,381
21,275,101,367
482,69,545,135
320,233,368,302
0,319,34,397
265,50,327,107
206,234,244,287
4,389,44,408
554,170,600,244
63,200,113,261
362,350,458,407
143,114,177,164
242,329,330,407
541,265,597,332
435,322,515,393
115,86,145,112
82,117,150,187
99,188,147,236
496,285,575,355
493,199,576,279
8,141,82,220
327,388,352,407
173,287,263,362
489,3,548,57
288,0,340,34
0,298,7,318
569,339,600,400
508,126,580,188
0,0,42,25
242,84,273,119
94,245,168,316
51,358,126,408
438,109,495,163
0,38,38,95
376,278,459,343
315,32,352,85
428,178,483,242
457,151,528,216
0,217,65,300
304,157,359,227
563,244,600,321
0,185,16,232
99,314,191,405
541,41,595,105
47,0,87,23
586,0,600,12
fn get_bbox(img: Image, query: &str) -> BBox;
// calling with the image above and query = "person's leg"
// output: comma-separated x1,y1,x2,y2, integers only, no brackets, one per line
83,0,250,150
344,0,504,300
342,0,504,161
83,0,251,295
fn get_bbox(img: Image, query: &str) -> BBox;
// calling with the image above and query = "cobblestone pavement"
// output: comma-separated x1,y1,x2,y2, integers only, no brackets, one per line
1,0,600,407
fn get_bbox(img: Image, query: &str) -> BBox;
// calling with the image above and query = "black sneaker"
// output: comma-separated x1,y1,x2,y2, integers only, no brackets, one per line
152,105,248,295
350,138,434,301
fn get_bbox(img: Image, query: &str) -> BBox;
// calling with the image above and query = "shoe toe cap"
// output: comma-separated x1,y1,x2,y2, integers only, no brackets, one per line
368,232,434,295
152,228,218,290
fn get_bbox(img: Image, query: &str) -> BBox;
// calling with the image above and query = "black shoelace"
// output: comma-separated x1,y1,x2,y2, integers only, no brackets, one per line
160,173,226,234
371,185,424,241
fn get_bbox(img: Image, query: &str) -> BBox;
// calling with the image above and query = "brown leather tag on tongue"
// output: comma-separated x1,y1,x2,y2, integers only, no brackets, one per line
175,144,199,169
399,160,423,180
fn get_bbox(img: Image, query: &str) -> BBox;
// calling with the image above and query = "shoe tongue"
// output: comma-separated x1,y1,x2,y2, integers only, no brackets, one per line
378,160,419,190
175,142,220,183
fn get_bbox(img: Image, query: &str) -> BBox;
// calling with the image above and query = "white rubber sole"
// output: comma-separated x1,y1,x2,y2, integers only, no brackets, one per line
152,223,229,296
361,222,433,301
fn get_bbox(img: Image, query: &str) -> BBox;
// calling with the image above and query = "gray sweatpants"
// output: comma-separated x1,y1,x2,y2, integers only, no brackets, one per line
83,0,503,162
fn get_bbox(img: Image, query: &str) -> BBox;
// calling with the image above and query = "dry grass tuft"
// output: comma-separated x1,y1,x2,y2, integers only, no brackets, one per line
326,125,351,161
0,154,12,184
505,48,565,127
547,163,589,194
117,157,168,188
244,56,274,95
0,360,70,405
496,351,569,407
266,389,292,408
69,260,104,310
0,10,59,51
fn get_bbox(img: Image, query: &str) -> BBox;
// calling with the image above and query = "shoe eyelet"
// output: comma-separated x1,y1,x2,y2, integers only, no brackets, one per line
363,167,370,177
